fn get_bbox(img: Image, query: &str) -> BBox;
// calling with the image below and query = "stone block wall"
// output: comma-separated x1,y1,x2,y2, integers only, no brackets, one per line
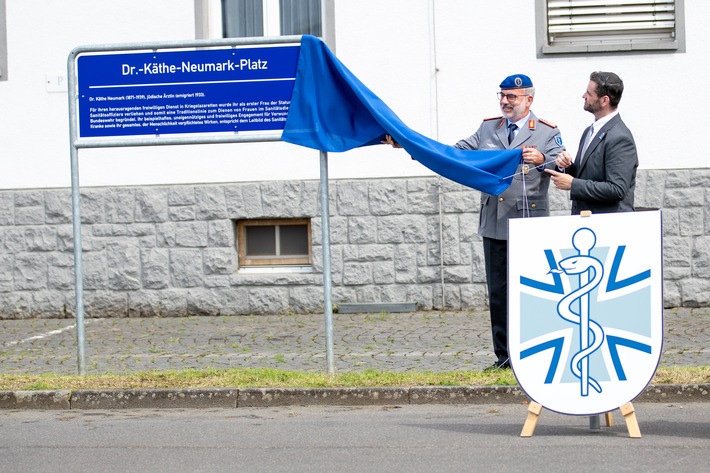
0,169,707,319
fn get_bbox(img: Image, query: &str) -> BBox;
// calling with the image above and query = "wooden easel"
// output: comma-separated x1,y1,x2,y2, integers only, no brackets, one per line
520,401,641,438
515,210,653,439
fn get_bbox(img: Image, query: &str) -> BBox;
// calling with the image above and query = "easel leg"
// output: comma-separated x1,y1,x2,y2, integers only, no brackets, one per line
520,402,543,437
590,412,613,430
604,411,613,427
620,402,641,438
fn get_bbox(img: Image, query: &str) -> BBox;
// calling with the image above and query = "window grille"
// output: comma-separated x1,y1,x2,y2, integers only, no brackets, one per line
538,0,684,54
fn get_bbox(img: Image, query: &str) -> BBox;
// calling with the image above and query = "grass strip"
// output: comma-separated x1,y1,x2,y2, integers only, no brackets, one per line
0,366,707,391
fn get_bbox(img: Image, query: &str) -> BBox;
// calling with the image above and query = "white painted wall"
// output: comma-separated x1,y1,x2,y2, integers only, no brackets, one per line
0,0,703,190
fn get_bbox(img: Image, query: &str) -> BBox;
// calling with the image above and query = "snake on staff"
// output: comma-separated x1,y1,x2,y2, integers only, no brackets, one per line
556,254,606,394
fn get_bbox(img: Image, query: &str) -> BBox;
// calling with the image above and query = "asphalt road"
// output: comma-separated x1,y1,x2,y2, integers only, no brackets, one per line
1,403,708,473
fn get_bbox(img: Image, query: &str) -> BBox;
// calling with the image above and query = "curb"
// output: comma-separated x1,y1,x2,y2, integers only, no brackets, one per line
1,384,708,410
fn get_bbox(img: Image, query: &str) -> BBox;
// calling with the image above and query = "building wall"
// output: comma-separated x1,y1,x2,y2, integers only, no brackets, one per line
0,1,707,317
1,1,708,190
1,169,707,319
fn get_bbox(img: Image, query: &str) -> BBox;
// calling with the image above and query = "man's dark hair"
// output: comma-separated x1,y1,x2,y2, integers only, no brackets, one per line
590,71,624,109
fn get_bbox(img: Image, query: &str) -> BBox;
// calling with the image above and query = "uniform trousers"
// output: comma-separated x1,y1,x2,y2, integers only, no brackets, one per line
482,236,509,364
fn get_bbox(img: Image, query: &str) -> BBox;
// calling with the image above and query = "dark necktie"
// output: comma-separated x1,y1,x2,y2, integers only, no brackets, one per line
507,123,518,145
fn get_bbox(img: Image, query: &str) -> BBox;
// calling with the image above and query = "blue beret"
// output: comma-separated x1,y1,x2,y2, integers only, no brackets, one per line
499,74,533,90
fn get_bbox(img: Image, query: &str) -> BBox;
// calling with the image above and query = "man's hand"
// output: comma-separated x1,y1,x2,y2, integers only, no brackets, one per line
546,169,574,190
556,150,573,169
381,134,402,148
522,147,544,166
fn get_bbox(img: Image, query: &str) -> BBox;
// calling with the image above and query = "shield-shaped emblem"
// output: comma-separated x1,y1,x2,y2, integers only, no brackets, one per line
508,211,663,416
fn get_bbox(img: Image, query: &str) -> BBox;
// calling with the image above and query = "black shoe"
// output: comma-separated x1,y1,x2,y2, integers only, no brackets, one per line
484,359,511,372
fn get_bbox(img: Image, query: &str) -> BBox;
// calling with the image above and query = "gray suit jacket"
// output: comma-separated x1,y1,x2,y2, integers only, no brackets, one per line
455,111,565,240
566,113,638,215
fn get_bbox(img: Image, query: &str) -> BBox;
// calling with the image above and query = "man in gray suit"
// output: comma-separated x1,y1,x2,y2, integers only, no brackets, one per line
454,74,565,369
384,74,565,370
547,71,638,214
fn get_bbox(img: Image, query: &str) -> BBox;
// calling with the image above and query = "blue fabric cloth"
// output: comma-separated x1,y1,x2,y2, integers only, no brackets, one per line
282,35,521,196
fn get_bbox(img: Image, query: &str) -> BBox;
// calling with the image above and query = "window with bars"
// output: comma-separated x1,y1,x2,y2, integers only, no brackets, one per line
236,218,312,267
536,0,685,55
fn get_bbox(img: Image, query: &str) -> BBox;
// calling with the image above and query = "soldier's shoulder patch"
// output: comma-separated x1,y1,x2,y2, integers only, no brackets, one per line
538,118,558,128
483,116,503,122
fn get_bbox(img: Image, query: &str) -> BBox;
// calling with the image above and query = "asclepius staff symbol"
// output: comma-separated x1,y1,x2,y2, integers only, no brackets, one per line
552,228,605,397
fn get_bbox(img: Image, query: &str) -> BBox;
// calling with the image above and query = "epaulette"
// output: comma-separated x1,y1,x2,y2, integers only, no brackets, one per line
538,118,558,128
483,116,503,121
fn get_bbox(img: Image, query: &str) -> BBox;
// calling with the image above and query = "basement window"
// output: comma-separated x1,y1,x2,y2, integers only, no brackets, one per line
236,218,312,268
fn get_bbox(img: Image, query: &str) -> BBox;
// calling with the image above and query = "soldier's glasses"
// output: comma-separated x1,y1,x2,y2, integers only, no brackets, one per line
497,92,526,102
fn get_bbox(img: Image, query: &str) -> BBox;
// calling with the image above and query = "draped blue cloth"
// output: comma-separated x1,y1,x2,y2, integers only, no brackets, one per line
282,35,521,196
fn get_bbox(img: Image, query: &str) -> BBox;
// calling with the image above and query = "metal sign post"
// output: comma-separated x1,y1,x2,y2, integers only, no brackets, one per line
67,36,335,375
319,150,335,374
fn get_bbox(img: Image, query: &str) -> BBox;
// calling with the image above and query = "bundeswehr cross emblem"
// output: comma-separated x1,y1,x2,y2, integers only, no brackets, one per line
508,211,663,416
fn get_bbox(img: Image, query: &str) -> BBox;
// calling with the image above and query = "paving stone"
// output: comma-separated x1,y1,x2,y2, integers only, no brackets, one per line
0,309,707,376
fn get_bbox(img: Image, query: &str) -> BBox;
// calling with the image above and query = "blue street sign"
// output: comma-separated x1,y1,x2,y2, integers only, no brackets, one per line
76,45,300,138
